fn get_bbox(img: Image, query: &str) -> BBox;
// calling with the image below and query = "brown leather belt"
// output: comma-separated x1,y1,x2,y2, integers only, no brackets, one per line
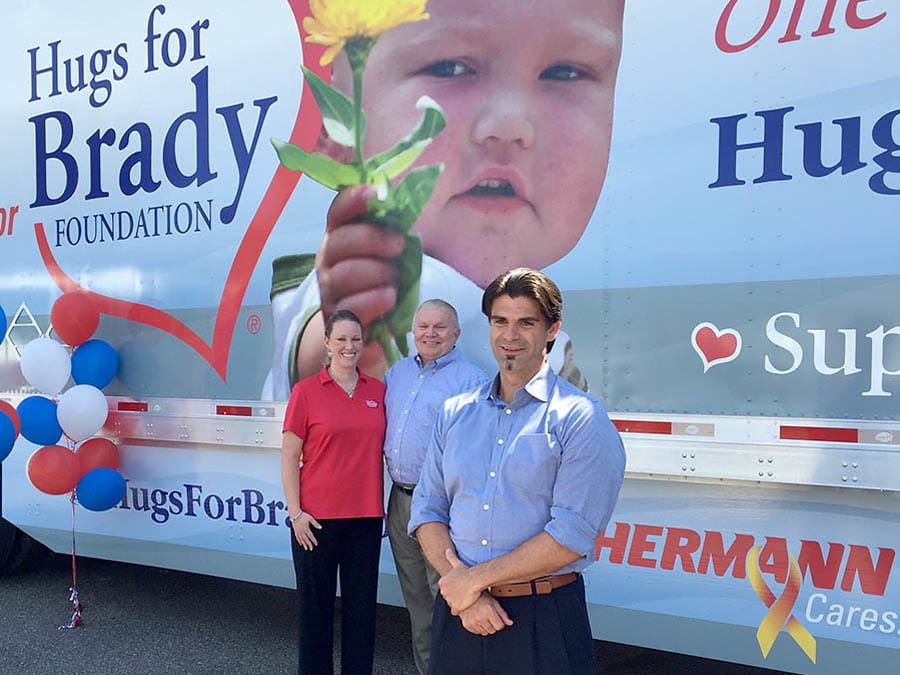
489,572,579,598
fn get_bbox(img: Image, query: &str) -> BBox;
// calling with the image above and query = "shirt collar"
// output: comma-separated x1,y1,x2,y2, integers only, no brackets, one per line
317,366,332,385
486,361,554,406
415,346,459,371
524,362,554,402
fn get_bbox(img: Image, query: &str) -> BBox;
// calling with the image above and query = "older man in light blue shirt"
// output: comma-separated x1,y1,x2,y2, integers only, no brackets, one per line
410,268,626,675
385,299,487,675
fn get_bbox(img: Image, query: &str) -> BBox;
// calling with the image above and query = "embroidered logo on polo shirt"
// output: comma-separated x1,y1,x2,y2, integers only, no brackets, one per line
366,400,378,408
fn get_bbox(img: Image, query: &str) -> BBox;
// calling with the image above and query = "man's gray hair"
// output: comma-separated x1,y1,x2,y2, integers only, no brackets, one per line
416,299,460,330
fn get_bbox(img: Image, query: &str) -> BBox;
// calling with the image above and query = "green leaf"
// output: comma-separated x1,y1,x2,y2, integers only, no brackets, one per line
365,98,446,180
300,65,363,148
370,319,402,365
394,332,409,358
364,233,422,364
271,138,362,190
368,141,431,183
386,232,423,360
390,165,443,231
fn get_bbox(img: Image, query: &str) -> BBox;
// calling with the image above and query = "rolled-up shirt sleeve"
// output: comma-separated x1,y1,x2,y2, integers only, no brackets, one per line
408,408,451,537
544,398,626,559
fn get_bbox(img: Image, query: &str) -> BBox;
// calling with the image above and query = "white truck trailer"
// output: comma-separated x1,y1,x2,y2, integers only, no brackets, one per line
2,1,898,672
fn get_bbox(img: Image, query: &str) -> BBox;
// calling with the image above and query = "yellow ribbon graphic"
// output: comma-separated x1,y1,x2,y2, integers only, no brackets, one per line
747,546,817,663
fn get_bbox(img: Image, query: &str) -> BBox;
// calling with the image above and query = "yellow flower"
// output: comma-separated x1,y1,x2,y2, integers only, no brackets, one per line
304,0,429,66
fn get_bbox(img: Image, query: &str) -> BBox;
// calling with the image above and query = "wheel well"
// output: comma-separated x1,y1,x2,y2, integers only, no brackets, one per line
0,463,48,575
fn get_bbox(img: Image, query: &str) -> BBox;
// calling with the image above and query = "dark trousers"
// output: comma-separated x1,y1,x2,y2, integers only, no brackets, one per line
291,517,383,675
429,576,598,675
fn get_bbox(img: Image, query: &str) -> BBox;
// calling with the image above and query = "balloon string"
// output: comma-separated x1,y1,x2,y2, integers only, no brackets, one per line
59,491,82,630
70,490,77,589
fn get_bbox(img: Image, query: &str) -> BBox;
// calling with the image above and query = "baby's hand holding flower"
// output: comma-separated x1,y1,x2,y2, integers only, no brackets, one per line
272,0,443,364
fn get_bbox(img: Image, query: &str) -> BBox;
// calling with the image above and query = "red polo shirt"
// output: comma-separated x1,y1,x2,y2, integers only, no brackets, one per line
283,367,385,519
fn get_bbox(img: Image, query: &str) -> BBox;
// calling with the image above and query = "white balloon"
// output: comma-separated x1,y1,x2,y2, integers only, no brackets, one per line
57,384,108,442
20,337,71,395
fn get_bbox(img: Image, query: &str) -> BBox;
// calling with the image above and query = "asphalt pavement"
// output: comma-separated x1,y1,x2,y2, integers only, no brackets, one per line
0,552,786,674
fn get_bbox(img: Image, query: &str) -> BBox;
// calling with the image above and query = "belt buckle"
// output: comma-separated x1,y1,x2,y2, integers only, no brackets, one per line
532,578,554,595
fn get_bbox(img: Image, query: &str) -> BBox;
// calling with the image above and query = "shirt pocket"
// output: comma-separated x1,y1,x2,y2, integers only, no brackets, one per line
504,433,561,496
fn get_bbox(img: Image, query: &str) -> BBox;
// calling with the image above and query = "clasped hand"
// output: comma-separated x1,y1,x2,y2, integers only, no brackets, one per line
440,549,513,636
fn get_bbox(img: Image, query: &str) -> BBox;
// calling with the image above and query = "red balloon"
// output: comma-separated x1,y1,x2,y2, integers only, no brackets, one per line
0,400,20,436
50,292,100,347
27,445,81,495
75,437,120,475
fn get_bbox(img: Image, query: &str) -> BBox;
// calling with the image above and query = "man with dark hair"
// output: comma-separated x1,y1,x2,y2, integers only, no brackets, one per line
480,267,563,353
410,267,626,674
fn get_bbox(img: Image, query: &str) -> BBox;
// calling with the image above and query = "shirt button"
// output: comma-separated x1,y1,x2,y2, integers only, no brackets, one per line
481,539,488,546
497,439,504,445
489,472,496,478
505,408,512,415
483,504,490,511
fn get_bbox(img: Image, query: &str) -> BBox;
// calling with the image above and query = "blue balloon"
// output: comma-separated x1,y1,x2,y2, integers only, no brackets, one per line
71,339,119,389
0,413,15,462
17,396,62,446
76,468,126,512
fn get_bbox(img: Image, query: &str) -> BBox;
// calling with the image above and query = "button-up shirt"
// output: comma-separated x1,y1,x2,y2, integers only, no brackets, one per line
384,348,487,485
409,364,626,573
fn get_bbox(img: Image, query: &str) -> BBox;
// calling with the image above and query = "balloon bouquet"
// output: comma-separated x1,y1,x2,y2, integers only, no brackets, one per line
1,293,125,629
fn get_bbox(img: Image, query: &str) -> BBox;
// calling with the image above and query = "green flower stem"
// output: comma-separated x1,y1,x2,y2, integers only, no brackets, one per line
369,320,402,364
345,37,375,178
352,65,365,173
274,35,441,366
343,37,416,366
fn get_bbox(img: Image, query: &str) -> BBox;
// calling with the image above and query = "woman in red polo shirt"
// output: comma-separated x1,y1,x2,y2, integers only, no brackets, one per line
281,308,386,675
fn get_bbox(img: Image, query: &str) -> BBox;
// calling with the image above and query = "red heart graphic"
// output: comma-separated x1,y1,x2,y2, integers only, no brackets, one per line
34,0,326,380
691,322,742,372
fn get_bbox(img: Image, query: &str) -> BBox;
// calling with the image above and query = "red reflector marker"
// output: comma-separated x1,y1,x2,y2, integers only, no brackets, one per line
780,425,858,443
612,420,673,435
216,405,252,417
117,401,148,412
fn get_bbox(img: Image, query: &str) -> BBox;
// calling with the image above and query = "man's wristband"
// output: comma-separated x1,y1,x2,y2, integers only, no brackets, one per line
289,510,304,522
